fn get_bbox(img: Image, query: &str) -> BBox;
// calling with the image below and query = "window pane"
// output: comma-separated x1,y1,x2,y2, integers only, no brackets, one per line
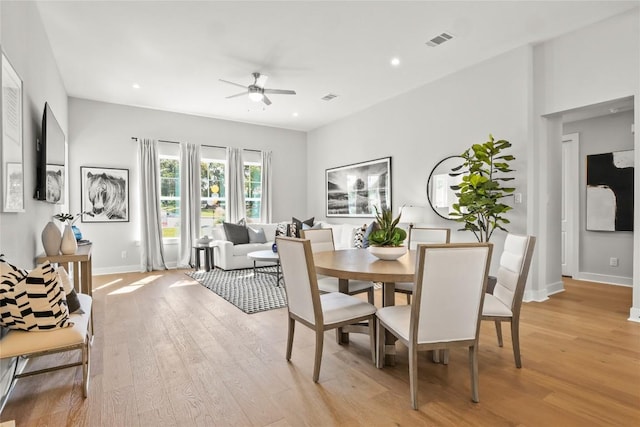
244,163,261,222
160,157,180,238
160,199,180,238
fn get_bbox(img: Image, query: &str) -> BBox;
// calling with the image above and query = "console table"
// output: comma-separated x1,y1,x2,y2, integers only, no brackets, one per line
36,244,93,297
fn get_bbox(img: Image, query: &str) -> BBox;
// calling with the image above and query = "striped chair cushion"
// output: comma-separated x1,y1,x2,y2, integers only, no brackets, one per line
0,261,72,331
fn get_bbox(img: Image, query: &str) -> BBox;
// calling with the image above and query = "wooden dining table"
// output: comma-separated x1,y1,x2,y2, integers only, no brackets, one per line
314,248,415,365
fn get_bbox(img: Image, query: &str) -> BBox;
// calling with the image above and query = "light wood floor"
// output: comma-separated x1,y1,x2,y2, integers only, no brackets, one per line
1,271,639,426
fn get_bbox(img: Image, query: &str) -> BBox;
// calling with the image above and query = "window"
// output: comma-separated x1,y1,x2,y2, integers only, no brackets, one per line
200,158,226,229
159,156,180,238
244,162,261,223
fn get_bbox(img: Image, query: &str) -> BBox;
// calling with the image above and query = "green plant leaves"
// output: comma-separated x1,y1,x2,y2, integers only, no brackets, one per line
370,206,407,247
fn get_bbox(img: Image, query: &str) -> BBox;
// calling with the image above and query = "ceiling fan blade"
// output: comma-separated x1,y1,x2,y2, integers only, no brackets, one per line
256,74,268,88
263,89,296,95
219,79,248,89
226,91,248,99
262,95,272,106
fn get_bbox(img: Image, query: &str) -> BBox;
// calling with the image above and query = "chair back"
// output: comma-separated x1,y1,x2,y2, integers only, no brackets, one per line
276,237,322,326
407,227,451,250
493,234,536,313
411,243,493,344
301,228,335,253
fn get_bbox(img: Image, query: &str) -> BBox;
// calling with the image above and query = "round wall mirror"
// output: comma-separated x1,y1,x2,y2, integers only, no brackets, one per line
426,155,465,220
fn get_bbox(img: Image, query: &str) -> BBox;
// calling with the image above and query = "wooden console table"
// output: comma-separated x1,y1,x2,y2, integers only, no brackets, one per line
36,244,93,297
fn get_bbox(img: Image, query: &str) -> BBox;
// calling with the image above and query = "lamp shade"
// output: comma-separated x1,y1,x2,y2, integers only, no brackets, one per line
399,206,426,225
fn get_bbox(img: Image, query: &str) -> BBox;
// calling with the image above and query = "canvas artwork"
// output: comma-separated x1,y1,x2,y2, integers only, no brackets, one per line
46,164,64,204
5,163,23,211
81,166,129,222
326,157,391,217
586,150,634,231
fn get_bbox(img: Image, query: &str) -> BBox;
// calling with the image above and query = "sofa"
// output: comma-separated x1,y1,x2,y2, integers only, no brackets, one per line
208,221,371,270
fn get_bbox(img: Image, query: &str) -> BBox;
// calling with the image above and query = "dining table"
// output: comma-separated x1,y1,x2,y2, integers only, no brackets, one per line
313,248,415,365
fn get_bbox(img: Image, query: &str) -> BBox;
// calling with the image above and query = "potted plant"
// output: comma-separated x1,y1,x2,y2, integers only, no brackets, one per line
450,134,516,243
367,206,408,260
53,212,94,255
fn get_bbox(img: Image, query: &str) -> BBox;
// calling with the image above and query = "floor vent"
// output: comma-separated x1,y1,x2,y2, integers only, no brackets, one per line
426,32,454,47
321,93,339,101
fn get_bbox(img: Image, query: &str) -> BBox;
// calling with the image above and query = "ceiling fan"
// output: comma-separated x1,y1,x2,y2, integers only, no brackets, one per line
219,72,296,106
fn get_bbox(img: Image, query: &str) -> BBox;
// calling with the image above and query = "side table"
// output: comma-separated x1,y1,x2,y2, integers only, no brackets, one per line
36,244,93,297
193,242,216,271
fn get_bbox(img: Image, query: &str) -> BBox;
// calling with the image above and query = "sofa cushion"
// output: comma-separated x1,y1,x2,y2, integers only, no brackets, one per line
292,217,314,238
56,267,83,314
223,222,250,245
363,221,380,248
248,227,267,243
232,243,273,256
0,261,72,331
353,224,367,248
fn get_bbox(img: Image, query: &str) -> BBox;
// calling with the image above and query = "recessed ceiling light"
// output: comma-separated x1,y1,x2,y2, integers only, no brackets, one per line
292,112,299,117
390,57,400,67
132,83,140,89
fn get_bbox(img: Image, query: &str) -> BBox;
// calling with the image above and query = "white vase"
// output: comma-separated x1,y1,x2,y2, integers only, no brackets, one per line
368,245,407,261
42,221,62,256
60,225,78,255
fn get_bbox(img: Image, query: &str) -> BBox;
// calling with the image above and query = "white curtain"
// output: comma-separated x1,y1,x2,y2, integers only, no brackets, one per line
226,147,246,223
260,150,272,223
178,142,201,268
138,138,167,272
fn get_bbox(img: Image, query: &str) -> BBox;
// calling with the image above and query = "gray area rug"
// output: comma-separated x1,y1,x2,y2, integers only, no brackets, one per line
187,266,287,314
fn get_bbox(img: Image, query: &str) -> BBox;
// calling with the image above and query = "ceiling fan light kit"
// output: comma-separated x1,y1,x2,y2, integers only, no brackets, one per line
220,72,296,106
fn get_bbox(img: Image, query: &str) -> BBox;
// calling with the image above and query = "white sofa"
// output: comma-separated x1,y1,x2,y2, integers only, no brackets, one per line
209,221,367,270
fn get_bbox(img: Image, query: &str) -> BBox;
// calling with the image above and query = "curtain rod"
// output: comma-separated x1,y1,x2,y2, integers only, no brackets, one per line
130,137,261,153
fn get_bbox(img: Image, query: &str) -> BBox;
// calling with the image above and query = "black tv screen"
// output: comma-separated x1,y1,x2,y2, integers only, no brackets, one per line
34,102,66,203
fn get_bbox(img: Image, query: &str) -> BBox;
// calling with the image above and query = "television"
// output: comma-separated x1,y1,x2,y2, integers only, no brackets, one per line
34,102,66,203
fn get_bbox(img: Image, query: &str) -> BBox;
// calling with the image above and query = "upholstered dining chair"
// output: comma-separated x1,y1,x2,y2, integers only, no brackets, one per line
301,228,375,304
376,242,493,409
481,234,536,368
395,227,451,304
276,236,377,382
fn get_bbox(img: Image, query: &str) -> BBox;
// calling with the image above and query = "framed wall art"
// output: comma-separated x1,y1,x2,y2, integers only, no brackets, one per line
326,157,391,217
586,149,634,231
1,51,24,212
81,166,129,222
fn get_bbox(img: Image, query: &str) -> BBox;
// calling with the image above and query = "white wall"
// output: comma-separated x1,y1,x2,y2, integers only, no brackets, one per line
532,9,639,317
308,46,533,274
68,98,306,274
564,111,634,284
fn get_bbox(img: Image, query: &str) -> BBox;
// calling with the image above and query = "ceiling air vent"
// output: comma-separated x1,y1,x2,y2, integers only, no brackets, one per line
321,93,339,101
426,32,454,47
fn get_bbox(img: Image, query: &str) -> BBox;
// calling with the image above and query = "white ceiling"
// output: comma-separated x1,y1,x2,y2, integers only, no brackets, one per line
36,1,639,132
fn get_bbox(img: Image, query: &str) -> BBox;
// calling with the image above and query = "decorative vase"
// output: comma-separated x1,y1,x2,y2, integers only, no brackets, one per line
60,225,78,255
272,243,278,253
368,245,407,261
42,221,62,256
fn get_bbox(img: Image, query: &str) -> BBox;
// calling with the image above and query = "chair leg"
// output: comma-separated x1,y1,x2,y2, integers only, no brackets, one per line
469,344,479,403
494,320,503,347
442,349,449,365
376,318,385,369
511,318,522,368
367,288,374,305
286,317,295,361
368,316,376,364
406,293,411,305
431,349,440,363
82,338,89,398
409,344,419,410
313,329,324,382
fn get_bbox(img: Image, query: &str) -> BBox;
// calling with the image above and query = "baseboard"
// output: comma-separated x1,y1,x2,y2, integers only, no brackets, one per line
573,272,633,287
93,263,180,276
546,280,565,296
629,307,640,323
523,280,564,302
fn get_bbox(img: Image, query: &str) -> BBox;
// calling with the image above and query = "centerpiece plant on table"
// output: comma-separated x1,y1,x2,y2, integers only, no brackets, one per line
367,206,408,260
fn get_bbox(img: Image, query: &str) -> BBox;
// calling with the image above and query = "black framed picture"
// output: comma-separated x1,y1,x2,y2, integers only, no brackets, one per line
80,166,129,222
326,156,391,217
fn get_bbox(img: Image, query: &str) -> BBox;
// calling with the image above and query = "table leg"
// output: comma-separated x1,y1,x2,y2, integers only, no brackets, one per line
194,248,201,270
336,278,350,344
72,261,81,294
81,260,90,296
210,247,216,270
204,248,211,272
383,282,397,366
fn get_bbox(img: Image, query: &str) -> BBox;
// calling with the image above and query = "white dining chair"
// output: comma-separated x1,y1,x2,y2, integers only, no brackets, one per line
301,228,375,304
376,242,493,409
481,234,536,368
276,236,377,382
395,227,451,304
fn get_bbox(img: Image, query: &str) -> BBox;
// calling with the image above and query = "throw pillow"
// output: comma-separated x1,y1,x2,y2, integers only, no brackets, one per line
289,222,298,239
0,258,28,282
363,221,380,248
353,224,367,249
56,267,84,314
302,222,322,230
275,222,289,238
248,227,267,244
237,218,246,227
223,222,250,245
291,217,314,238
0,261,72,331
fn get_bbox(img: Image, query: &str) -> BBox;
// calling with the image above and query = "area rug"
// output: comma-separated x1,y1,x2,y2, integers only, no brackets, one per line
186,266,287,314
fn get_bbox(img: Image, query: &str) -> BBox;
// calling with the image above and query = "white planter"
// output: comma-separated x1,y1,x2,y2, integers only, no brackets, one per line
60,225,78,255
368,245,407,261
42,221,62,256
